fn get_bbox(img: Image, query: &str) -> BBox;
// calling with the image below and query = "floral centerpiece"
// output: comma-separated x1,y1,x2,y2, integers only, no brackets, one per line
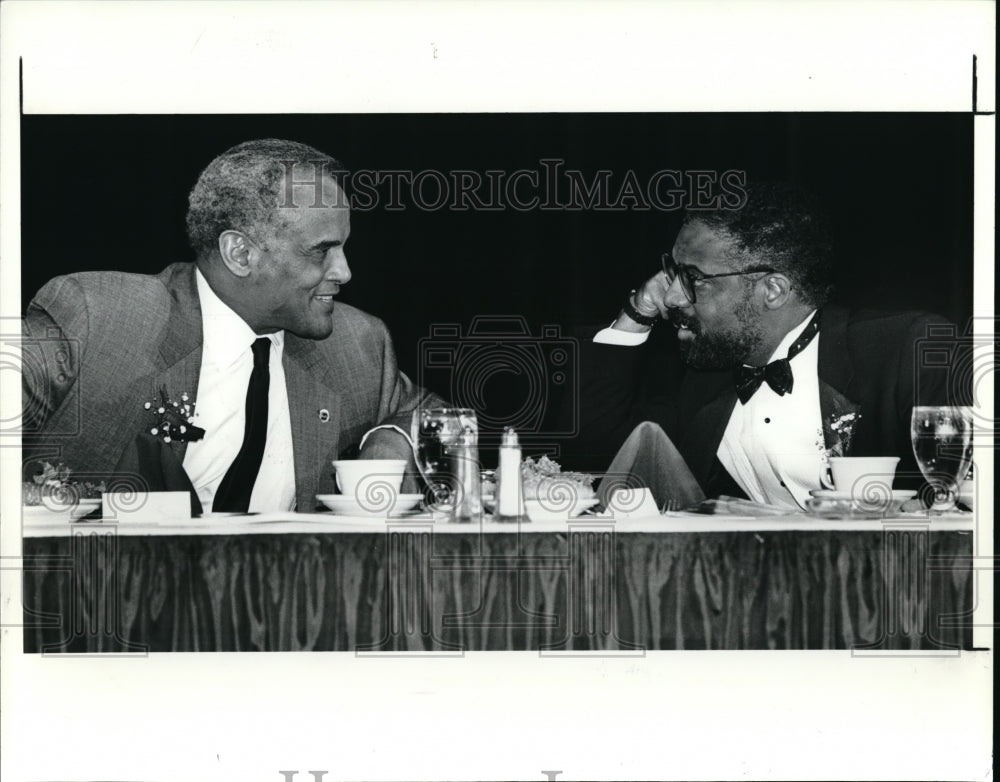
22,461,106,506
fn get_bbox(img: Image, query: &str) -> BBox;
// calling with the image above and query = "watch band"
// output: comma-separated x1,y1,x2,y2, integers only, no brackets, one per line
622,289,660,326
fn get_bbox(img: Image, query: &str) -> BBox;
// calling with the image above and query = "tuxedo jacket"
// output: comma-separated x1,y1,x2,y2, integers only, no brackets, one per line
564,304,962,494
22,262,439,511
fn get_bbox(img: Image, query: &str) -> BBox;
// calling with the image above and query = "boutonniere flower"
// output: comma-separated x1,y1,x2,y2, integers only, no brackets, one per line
826,411,861,458
143,386,206,444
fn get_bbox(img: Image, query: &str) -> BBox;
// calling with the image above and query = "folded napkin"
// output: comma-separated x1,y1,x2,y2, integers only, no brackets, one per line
604,487,661,518
597,421,707,511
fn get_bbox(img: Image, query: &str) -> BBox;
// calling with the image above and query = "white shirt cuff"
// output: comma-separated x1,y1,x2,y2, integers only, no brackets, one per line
359,424,416,452
593,321,652,346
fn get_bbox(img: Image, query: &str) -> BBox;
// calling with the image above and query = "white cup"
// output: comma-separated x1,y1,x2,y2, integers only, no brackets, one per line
332,459,407,497
820,456,899,496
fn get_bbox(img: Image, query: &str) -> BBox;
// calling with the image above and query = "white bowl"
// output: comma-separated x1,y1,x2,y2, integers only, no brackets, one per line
523,498,599,522
317,493,422,517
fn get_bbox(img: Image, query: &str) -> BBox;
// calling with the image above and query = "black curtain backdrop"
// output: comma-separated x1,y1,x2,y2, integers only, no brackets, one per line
20,113,974,461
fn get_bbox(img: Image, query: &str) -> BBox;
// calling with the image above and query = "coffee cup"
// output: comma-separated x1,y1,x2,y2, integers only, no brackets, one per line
820,456,900,496
332,459,407,497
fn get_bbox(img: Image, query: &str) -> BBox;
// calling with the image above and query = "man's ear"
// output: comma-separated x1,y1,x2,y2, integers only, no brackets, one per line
760,272,793,310
217,230,254,278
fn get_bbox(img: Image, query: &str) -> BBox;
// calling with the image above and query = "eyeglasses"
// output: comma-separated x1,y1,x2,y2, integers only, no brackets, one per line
660,252,776,304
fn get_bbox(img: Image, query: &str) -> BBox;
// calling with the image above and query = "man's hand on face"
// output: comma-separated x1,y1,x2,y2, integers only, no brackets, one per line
358,427,421,493
635,271,674,318
614,271,673,332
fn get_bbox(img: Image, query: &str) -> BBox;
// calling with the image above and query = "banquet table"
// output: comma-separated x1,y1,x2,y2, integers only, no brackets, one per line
20,508,975,653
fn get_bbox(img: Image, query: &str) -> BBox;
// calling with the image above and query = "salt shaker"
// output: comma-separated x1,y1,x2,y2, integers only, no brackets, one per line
452,425,482,522
495,426,524,522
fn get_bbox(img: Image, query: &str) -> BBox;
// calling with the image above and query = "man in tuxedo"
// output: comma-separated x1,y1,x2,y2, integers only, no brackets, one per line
22,138,439,513
568,182,960,509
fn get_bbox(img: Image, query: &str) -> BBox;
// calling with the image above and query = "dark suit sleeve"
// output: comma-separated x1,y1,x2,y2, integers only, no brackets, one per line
21,276,88,438
371,319,447,435
556,323,685,471
890,313,965,429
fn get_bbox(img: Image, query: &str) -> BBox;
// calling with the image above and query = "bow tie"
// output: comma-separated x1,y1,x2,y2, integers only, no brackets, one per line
735,314,820,404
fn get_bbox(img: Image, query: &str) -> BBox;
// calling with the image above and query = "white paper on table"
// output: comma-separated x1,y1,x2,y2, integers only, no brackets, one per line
101,491,191,523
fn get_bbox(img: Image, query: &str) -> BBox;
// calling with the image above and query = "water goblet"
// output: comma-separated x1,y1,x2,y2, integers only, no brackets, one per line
411,407,478,513
910,406,974,513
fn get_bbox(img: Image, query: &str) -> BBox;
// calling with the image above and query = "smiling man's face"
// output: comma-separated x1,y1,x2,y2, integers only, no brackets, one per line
665,219,767,369
245,175,352,339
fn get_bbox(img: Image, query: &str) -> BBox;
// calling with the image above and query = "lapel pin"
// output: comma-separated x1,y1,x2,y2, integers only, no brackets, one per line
318,409,330,423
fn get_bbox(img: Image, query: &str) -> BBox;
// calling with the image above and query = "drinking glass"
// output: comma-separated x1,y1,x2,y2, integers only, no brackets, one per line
910,406,974,513
411,407,478,511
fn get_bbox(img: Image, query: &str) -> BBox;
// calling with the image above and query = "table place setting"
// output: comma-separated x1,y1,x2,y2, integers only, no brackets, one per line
411,407,606,524
801,406,976,520
256,403,978,528
318,458,424,518
19,405,977,533
802,455,916,519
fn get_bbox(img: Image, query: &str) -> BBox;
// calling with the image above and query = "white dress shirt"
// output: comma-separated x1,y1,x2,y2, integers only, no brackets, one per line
717,310,823,509
594,321,652,346
182,270,297,512
594,310,825,509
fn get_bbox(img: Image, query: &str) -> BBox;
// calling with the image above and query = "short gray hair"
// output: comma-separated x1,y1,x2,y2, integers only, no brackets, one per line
186,138,346,257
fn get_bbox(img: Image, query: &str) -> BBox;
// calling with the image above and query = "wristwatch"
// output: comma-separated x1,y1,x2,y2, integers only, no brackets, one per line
622,289,660,326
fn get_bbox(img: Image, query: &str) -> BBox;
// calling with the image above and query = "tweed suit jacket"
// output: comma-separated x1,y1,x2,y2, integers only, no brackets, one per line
563,304,961,494
22,262,439,511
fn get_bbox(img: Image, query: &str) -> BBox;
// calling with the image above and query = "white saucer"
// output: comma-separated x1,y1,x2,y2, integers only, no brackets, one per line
23,498,101,521
523,498,599,522
810,489,916,502
317,493,423,517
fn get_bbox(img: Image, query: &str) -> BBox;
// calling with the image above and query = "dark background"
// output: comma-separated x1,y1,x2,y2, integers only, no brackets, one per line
20,113,974,459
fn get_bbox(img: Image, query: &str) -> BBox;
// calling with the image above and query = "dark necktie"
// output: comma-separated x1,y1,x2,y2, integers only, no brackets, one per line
213,338,271,512
735,314,820,404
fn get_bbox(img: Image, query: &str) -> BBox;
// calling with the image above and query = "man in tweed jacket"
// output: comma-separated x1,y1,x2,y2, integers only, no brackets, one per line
22,139,439,513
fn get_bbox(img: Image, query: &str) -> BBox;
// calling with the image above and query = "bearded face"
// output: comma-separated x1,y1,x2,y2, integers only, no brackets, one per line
668,282,766,369
662,220,774,369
